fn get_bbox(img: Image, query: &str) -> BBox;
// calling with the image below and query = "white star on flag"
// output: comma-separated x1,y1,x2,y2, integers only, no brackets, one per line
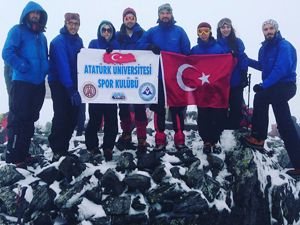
198,73,210,85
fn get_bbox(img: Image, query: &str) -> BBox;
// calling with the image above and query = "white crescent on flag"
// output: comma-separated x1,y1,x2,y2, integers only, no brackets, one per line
176,64,197,92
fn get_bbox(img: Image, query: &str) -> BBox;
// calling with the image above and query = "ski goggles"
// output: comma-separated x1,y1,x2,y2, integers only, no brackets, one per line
197,29,211,35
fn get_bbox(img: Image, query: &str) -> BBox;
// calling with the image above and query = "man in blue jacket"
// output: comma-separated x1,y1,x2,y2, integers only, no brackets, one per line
115,7,149,152
48,13,83,161
139,3,191,151
2,1,48,167
244,19,300,176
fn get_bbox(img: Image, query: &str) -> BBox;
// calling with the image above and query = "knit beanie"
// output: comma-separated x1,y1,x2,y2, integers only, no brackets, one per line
123,7,136,20
198,22,211,30
64,13,80,24
262,19,279,31
158,3,173,15
218,18,232,28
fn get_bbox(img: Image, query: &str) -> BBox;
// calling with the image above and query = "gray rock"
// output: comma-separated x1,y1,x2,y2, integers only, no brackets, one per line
124,173,151,193
184,160,204,189
173,191,209,213
0,165,24,187
101,168,125,196
151,165,166,183
103,195,131,215
116,152,136,172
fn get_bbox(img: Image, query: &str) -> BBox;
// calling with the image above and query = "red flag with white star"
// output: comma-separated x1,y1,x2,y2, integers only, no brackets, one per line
161,51,236,108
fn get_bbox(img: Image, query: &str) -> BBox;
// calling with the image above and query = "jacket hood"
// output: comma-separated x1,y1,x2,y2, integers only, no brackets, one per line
97,20,116,41
20,1,47,29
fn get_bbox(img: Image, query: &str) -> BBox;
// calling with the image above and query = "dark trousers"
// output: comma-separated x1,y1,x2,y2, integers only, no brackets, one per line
4,63,12,96
150,79,185,145
85,103,118,150
6,81,45,163
48,82,79,154
225,86,244,129
197,107,227,144
77,103,86,133
252,82,300,168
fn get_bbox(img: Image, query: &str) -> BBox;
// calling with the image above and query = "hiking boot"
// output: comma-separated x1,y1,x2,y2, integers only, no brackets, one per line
212,144,222,154
137,138,150,152
286,168,300,177
15,155,39,168
153,144,166,151
175,144,190,151
87,147,101,155
203,142,212,154
243,135,265,149
116,133,137,151
103,148,113,161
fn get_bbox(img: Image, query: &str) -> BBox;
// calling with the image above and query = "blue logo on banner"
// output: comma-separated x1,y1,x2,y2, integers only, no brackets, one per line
139,82,156,101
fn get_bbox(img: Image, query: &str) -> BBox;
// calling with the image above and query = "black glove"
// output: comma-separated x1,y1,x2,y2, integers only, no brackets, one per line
106,47,113,53
67,87,82,106
147,44,160,55
241,70,248,87
253,83,263,93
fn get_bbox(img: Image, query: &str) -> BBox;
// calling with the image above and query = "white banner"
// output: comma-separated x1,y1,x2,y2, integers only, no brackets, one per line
78,48,159,104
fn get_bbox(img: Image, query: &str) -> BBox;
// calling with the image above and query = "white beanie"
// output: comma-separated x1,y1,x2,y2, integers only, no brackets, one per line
262,19,279,31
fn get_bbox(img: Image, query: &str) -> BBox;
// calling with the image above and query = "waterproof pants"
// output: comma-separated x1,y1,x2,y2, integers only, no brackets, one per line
251,82,300,168
6,81,45,163
48,82,79,155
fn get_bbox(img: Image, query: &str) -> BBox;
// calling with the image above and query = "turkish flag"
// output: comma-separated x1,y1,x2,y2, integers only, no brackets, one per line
103,52,136,64
161,51,236,108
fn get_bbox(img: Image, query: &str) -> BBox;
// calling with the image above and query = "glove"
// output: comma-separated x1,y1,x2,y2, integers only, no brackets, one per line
106,47,113,53
241,70,248,87
147,44,160,55
253,83,263,93
67,87,82,106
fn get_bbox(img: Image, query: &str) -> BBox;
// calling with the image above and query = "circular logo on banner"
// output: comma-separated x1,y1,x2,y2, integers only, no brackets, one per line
139,82,156,102
82,83,97,99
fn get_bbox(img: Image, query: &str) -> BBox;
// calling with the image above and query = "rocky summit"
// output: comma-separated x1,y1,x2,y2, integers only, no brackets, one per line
0,114,299,225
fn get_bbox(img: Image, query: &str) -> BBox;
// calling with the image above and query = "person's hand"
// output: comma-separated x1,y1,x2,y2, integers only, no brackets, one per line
67,87,82,106
106,47,113,53
147,44,160,55
253,83,263,93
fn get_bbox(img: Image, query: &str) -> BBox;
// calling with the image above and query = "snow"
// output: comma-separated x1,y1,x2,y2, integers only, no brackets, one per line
77,197,106,220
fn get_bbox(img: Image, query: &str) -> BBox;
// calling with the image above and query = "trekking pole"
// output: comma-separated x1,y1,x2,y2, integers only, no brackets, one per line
247,73,252,109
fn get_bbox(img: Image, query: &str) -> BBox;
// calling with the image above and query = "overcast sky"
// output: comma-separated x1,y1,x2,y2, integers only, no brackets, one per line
1,0,300,124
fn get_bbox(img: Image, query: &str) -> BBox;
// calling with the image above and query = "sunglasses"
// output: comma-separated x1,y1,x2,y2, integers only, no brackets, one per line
198,29,211,35
124,15,135,21
101,27,112,33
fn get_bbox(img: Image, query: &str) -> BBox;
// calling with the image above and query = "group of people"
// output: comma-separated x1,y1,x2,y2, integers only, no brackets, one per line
2,2,300,175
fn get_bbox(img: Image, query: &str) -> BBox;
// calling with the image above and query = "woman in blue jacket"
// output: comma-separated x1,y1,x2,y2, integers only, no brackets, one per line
217,18,248,129
85,21,120,161
190,22,226,154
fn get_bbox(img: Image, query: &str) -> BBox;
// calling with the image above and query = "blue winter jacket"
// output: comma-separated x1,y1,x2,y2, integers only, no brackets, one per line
217,37,248,87
115,23,144,50
190,37,225,55
139,21,190,54
138,21,190,79
2,1,48,85
248,31,297,89
89,21,120,50
48,26,83,89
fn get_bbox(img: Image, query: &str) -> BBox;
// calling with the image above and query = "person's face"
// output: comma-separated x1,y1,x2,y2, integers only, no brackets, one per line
123,13,136,29
66,19,80,35
159,10,172,23
198,27,211,42
101,25,112,41
263,24,276,40
220,24,232,37
28,11,40,23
